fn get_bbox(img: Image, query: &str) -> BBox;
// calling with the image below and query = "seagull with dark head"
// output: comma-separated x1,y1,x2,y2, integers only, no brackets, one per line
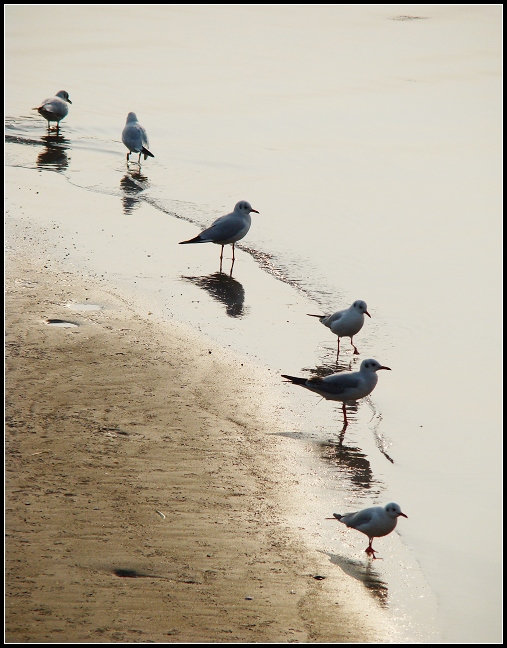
179,200,259,273
308,300,371,358
329,502,408,559
36,90,72,131
282,358,391,431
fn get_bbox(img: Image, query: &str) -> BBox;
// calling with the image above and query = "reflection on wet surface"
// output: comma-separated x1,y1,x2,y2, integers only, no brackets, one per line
120,171,149,215
301,356,357,378
321,550,389,607
36,134,70,172
5,117,71,173
240,243,336,306
316,346,361,373
320,438,381,492
5,5,502,640
363,397,394,464
181,272,247,318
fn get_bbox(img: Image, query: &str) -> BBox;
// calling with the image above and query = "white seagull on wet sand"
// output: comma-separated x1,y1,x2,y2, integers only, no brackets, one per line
122,112,154,164
179,201,259,272
329,502,407,558
36,90,72,130
281,358,391,430
308,300,371,358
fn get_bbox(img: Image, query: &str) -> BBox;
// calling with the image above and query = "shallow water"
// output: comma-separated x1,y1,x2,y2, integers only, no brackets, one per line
5,5,502,642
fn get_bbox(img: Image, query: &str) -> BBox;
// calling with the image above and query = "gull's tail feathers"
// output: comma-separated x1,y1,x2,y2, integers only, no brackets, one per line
179,235,204,245
281,374,308,385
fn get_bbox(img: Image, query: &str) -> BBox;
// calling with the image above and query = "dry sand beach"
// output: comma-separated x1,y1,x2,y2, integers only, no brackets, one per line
5,228,387,642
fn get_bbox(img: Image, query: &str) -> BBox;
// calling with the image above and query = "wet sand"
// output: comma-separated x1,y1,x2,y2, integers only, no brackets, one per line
5,227,385,642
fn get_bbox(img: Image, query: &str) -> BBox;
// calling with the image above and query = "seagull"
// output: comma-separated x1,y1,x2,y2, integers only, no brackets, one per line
308,300,371,358
122,112,154,164
179,201,259,273
329,502,407,558
36,90,72,131
281,358,391,430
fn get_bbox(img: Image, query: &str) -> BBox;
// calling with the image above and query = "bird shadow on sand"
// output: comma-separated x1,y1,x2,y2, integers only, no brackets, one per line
181,272,247,318
318,549,389,607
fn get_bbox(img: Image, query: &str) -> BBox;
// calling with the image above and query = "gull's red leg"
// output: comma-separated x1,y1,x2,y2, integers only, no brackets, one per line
365,538,378,559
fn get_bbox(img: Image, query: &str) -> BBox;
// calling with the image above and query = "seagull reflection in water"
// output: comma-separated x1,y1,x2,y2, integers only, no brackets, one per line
302,357,356,379
120,170,149,215
320,439,377,490
181,272,246,318
36,134,70,172
320,550,389,607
